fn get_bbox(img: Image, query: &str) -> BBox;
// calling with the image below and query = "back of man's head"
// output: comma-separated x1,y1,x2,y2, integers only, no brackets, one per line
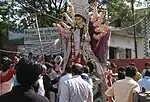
118,66,125,72
125,66,137,78
15,58,42,86
72,63,83,75
145,62,150,67
1,57,12,72
117,66,125,80
87,61,96,73
45,62,53,69
145,70,150,77
129,63,136,67
65,65,72,73
82,66,89,73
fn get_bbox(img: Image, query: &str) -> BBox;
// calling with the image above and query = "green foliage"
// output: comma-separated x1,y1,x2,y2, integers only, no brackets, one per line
9,0,66,29
0,1,9,48
104,0,133,27
8,0,148,29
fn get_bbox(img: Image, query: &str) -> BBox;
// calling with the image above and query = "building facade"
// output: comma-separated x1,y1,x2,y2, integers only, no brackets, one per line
109,30,144,59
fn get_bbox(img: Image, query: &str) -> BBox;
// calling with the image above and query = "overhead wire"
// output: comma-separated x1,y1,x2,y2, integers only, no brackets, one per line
0,49,20,54
102,0,148,31
112,16,146,31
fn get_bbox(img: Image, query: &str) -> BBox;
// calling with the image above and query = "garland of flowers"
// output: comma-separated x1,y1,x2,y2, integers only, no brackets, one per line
69,22,87,64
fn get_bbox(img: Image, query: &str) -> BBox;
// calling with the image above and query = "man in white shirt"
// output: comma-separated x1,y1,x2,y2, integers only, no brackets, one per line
105,66,140,102
58,65,72,97
37,65,47,96
138,70,150,91
59,64,93,102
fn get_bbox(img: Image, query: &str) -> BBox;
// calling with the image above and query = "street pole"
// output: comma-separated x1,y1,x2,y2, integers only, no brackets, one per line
131,0,138,58
35,14,43,52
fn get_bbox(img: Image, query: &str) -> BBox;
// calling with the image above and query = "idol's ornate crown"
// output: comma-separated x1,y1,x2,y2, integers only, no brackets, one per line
71,0,89,20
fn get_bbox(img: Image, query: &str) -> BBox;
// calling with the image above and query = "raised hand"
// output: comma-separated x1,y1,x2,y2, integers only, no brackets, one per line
67,2,75,18
67,2,74,11
60,12,67,17
52,23,57,27
93,33,103,40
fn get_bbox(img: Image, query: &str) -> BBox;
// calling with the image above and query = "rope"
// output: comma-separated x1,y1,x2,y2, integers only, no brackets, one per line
35,14,43,52
0,49,20,54
112,16,146,31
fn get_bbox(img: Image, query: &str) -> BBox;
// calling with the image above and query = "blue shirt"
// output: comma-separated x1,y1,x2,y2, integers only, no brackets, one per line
138,76,150,91
13,76,20,86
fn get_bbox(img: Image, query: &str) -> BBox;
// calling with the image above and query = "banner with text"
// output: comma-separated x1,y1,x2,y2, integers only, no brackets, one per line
23,27,64,56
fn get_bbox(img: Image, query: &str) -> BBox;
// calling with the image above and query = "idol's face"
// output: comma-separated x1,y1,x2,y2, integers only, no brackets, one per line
75,16,83,26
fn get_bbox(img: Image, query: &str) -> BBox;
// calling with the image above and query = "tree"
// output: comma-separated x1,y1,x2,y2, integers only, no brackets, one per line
103,0,133,27
9,0,66,29
0,1,9,49
9,0,146,29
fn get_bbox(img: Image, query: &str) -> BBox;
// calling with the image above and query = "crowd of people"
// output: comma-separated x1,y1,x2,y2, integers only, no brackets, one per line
0,54,99,102
105,62,150,102
0,54,150,102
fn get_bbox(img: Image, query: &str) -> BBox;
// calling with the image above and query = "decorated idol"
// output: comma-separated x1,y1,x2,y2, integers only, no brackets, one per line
53,0,111,101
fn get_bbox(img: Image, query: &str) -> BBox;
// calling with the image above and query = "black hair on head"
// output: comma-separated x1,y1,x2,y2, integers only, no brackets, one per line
145,70,150,77
125,66,137,78
82,66,89,73
16,58,42,86
72,63,83,75
75,14,86,22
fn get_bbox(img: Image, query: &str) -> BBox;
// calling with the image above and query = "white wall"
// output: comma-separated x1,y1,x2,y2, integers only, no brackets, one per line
109,33,144,59
137,38,145,58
